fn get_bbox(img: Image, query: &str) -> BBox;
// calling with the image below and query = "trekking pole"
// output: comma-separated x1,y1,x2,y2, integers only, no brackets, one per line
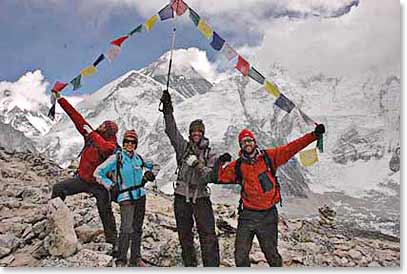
159,1,178,112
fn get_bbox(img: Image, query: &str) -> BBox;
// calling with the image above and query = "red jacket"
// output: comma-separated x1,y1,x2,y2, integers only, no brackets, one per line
58,98,117,183
218,132,317,210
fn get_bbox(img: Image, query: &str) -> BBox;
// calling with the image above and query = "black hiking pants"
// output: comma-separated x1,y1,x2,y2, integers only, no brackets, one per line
51,176,118,245
174,194,220,267
116,196,146,265
235,205,282,267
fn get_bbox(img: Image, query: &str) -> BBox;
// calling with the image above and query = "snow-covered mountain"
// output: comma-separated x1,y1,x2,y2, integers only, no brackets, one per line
0,88,54,137
139,50,213,98
0,50,400,236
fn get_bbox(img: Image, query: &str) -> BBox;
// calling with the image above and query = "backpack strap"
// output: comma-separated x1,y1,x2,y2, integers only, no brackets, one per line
234,158,244,213
136,153,145,168
261,150,282,207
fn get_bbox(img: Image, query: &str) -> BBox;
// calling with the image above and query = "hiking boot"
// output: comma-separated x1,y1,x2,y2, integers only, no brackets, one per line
128,258,147,267
114,259,127,267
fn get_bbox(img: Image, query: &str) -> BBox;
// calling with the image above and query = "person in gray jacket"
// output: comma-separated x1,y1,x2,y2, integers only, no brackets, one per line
160,89,219,267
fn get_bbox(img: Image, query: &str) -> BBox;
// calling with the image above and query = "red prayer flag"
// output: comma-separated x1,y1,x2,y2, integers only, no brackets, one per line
111,36,129,47
51,81,68,92
171,0,188,16
235,55,250,76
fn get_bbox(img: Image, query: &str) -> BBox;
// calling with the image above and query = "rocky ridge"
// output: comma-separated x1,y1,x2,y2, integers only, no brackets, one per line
0,148,400,267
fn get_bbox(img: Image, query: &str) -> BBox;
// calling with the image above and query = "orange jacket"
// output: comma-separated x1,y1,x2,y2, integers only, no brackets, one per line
217,132,317,210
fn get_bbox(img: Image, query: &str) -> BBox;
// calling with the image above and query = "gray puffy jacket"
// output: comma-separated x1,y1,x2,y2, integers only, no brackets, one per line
164,112,216,203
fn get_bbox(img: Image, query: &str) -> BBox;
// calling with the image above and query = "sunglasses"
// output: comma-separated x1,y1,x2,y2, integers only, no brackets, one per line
240,138,255,145
123,139,137,145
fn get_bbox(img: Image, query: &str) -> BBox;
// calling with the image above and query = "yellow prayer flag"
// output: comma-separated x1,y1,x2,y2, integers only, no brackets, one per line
197,19,213,39
80,65,97,77
264,80,280,97
144,14,158,32
299,148,319,167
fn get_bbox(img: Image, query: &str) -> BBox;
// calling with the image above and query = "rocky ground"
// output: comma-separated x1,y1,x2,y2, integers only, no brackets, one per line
0,147,400,267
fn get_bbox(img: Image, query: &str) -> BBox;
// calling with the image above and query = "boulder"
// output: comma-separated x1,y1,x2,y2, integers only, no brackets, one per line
74,225,104,244
45,198,78,258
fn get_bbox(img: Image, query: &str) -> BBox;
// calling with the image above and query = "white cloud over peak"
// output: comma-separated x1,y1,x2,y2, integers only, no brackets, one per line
0,70,50,112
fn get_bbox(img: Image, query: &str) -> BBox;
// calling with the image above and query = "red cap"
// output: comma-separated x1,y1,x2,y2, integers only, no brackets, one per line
124,129,138,141
238,129,255,143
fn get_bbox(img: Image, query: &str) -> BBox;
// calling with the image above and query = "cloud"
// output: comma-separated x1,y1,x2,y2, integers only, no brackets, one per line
0,70,85,113
0,70,50,112
159,47,230,83
255,0,400,78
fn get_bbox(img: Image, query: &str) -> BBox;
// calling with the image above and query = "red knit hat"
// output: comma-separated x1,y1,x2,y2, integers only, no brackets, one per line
123,129,138,141
238,129,256,143
100,120,118,136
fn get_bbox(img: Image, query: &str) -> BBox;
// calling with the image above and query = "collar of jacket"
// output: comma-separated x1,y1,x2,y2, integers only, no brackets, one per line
240,147,261,164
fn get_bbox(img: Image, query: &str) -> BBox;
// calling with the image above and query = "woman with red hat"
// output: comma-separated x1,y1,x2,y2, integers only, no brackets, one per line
94,129,157,267
215,124,325,267
50,92,119,254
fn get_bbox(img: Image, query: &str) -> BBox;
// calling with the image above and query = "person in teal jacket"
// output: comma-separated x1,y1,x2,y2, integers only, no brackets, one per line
94,129,156,267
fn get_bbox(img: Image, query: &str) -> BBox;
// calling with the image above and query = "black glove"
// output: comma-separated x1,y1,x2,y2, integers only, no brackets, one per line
143,170,156,182
314,124,325,138
219,153,232,163
110,184,119,203
160,90,173,114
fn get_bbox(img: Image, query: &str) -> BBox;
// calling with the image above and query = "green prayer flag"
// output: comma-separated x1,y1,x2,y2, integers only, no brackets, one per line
128,24,143,36
70,75,82,90
317,135,324,153
189,7,200,26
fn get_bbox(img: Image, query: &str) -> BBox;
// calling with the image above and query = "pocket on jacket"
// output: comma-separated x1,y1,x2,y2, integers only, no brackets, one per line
258,172,273,193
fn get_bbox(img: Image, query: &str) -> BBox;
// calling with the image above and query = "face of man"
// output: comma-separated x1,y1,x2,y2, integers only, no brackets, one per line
123,138,137,154
191,130,203,144
240,137,256,154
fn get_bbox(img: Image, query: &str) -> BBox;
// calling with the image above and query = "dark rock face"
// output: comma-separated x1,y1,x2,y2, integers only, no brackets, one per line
0,121,37,153
332,127,385,164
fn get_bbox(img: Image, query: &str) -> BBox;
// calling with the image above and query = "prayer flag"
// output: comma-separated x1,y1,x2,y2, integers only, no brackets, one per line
235,55,250,76
51,81,68,92
128,24,143,36
80,65,97,77
159,4,174,21
70,74,82,90
274,93,295,113
188,7,200,26
221,43,237,61
210,32,225,51
145,15,158,31
111,36,129,47
47,103,56,120
264,80,280,97
197,19,213,39
171,0,188,16
248,67,265,84
93,54,105,67
299,148,319,167
106,45,121,62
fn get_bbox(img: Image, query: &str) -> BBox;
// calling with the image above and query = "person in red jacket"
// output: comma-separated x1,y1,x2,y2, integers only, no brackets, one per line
215,124,325,267
50,92,119,253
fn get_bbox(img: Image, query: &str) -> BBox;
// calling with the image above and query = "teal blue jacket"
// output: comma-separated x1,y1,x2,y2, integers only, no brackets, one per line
94,150,153,202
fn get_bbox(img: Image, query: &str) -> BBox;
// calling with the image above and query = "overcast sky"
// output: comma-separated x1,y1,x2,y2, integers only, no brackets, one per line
0,0,402,111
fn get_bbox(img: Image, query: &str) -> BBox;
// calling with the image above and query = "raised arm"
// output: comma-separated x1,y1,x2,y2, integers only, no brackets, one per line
160,90,187,160
57,97,91,137
266,132,317,170
164,112,187,157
